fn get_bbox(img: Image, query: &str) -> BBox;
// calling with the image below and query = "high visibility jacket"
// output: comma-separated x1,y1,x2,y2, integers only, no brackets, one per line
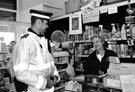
13,31,60,92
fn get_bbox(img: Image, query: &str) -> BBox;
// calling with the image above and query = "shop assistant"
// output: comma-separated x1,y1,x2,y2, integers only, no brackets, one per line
13,9,60,92
84,35,119,75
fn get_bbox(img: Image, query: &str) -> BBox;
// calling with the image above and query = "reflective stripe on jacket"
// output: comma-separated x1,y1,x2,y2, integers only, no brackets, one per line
13,32,60,92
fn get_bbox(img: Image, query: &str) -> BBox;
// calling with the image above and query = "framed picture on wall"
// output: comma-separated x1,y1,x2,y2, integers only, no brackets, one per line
72,17,79,30
69,12,82,35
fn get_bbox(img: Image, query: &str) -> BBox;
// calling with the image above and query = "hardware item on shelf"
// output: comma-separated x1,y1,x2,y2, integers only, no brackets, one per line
125,16,135,24
131,24,135,39
126,23,132,38
115,23,121,40
85,74,108,84
0,78,5,87
0,37,7,52
121,24,127,40
111,23,117,40
126,0,135,16
0,51,14,92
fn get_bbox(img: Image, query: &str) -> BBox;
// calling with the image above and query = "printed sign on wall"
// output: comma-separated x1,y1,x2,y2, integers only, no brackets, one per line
69,12,82,35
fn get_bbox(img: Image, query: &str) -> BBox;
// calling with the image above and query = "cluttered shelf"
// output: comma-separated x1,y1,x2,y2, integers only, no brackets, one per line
76,55,135,58
81,0,135,11
74,39,135,44
74,38,135,62
74,40,91,44
52,0,135,21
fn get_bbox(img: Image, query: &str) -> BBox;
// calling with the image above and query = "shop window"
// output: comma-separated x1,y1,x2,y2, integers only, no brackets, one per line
0,0,17,10
0,10,16,21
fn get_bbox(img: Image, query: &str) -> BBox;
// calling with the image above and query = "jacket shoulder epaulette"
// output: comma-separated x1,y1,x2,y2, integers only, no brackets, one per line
21,34,29,39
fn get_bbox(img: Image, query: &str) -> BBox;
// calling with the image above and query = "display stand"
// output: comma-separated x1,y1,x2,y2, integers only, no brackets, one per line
53,51,69,92
0,51,16,92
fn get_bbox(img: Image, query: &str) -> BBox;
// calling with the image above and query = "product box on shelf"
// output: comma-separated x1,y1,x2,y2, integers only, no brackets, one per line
0,54,7,62
65,0,82,14
106,0,126,4
0,42,7,52
54,56,69,65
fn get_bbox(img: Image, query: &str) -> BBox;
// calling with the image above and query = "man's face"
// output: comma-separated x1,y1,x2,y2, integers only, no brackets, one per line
39,19,49,34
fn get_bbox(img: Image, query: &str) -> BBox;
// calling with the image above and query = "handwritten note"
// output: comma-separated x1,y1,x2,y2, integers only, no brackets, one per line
91,15,99,22
82,11,92,24
100,6,108,14
108,6,118,14
120,75,135,92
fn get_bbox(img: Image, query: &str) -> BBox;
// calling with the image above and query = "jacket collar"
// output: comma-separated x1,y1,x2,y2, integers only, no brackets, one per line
28,28,44,37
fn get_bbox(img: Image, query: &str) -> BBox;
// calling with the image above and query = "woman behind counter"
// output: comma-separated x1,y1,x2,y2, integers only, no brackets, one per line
84,35,119,75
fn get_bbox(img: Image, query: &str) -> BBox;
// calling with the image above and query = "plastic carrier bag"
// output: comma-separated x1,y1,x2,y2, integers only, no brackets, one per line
65,80,82,92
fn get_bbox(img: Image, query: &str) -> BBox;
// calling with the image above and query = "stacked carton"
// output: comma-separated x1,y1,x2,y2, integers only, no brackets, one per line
107,57,135,79
104,56,135,89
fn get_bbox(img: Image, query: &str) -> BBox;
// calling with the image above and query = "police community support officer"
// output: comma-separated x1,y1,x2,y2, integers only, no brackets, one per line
13,9,60,92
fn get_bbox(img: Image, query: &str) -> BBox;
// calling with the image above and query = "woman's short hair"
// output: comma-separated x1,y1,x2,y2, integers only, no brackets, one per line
90,34,105,43
90,34,108,48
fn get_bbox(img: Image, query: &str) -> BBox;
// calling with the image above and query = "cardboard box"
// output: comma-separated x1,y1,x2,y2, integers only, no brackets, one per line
103,77,121,89
52,51,69,58
109,56,120,63
54,56,69,64
65,0,82,14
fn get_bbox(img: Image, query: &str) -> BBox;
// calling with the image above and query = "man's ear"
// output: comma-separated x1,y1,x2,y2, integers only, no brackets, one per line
36,19,42,26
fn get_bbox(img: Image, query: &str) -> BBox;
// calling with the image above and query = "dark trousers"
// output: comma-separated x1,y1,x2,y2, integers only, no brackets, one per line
14,77,28,92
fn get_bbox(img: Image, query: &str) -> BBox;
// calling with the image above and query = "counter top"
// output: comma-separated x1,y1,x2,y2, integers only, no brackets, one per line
69,75,122,91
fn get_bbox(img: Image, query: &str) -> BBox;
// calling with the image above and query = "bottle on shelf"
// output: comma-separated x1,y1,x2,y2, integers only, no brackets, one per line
87,26,92,40
64,30,68,41
120,44,126,57
126,23,132,38
83,31,87,40
115,23,121,40
100,0,107,6
131,24,135,39
99,25,103,36
121,24,127,40
108,42,112,50
111,23,117,40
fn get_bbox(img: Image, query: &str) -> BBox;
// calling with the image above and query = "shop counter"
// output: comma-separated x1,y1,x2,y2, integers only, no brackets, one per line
69,75,122,92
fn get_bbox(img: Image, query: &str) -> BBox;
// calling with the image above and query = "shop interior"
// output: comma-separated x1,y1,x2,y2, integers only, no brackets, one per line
0,0,135,92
